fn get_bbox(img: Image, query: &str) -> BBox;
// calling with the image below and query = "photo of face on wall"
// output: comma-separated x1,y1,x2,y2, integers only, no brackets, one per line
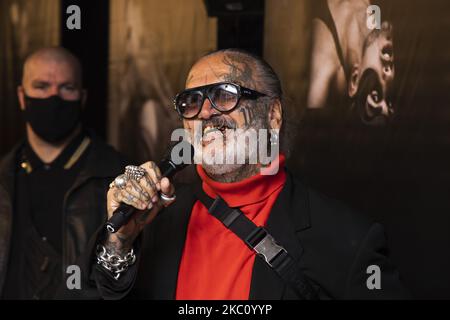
307,0,394,126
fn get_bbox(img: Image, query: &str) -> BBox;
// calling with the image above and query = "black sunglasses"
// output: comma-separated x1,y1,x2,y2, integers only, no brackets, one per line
174,82,266,119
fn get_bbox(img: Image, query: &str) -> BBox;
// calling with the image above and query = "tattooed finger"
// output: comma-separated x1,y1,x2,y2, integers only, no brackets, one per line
115,189,147,210
140,174,159,202
149,161,162,181
141,161,162,190
129,179,151,202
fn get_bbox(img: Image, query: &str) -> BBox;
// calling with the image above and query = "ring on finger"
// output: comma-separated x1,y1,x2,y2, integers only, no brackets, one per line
160,192,176,202
125,165,146,182
114,174,128,189
160,192,176,207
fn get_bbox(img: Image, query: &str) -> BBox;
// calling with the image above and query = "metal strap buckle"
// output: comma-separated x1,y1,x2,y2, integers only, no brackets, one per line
252,230,287,267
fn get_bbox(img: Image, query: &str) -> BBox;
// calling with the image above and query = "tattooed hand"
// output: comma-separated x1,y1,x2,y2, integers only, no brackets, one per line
104,161,175,255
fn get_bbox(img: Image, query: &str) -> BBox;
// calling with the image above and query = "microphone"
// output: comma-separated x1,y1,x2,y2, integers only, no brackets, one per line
105,141,194,233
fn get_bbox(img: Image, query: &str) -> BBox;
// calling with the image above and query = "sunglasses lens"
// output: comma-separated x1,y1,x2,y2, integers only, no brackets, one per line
209,83,239,111
176,91,203,118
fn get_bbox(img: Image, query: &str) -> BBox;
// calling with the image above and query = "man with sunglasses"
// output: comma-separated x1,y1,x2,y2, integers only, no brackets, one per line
89,49,409,300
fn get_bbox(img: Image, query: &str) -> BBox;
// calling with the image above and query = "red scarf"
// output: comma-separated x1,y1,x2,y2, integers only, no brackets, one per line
176,155,286,300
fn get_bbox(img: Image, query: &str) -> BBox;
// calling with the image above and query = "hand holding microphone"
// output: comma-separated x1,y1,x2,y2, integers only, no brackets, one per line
105,141,193,243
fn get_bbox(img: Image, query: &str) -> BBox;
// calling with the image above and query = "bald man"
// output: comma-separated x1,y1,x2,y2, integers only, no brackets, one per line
0,47,125,299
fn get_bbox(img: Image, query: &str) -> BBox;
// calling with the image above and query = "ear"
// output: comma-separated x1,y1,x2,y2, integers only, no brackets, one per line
17,85,26,111
348,64,360,98
268,99,282,130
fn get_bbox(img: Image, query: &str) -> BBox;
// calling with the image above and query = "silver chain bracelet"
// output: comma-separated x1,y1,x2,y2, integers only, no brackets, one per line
96,244,136,280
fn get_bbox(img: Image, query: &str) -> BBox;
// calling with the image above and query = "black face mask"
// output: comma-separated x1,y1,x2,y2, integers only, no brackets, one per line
23,94,82,143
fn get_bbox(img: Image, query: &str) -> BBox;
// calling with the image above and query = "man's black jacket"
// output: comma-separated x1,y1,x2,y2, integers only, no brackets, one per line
0,133,126,297
90,170,410,300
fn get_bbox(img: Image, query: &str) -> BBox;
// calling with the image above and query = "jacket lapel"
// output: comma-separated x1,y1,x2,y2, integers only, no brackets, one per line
249,172,311,300
61,134,125,269
68,134,124,192
144,182,198,299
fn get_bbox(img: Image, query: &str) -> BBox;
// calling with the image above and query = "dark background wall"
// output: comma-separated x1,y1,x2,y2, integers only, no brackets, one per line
377,0,450,298
60,0,109,139
205,0,265,55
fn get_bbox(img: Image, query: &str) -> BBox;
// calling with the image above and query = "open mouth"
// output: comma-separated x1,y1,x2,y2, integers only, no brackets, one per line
361,97,392,126
202,118,236,137
202,125,228,147
203,125,227,136
201,119,236,147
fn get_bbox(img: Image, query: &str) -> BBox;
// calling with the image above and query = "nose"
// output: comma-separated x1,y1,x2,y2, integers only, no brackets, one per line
197,97,218,120
48,85,59,97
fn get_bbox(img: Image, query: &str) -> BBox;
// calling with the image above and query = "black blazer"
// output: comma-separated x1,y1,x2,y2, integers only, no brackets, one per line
90,170,410,300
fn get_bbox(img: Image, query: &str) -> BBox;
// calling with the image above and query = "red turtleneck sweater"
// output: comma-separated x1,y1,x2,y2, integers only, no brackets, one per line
175,156,286,300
